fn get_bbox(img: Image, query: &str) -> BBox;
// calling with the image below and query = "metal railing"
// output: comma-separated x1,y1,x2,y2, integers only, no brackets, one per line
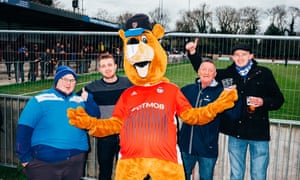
0,30,299,179
0,95,299,179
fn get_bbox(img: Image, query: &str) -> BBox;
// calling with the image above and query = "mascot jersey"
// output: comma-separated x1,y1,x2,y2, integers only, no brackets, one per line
113,81,192,163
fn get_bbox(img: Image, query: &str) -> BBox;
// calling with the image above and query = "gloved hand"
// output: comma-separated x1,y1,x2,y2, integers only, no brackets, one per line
88,116,123,137
68,107,96,130
68,107,123,137
213,88,238,108
180,88,238,125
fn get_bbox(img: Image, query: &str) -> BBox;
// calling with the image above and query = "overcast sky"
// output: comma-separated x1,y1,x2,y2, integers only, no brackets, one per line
60,0,299,32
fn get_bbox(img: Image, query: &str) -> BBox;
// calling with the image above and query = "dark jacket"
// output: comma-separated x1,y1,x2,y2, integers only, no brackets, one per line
0,107,3,132
188,53,284,141
179,78,241,158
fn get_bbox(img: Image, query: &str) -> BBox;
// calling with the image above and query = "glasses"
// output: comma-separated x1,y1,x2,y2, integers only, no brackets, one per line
61,77,76,84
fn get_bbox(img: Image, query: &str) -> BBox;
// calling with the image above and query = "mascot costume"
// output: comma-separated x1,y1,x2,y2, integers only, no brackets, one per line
68,14,237,180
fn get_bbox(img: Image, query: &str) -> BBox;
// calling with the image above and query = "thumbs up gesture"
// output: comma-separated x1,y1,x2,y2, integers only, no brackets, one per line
81,87,88,101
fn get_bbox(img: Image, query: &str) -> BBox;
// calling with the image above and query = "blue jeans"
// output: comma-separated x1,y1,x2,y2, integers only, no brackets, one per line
182,152,217,180
228,136,269,180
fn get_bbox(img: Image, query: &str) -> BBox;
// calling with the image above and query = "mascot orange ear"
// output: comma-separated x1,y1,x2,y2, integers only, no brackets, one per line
151,24,165,39
119,29,126,41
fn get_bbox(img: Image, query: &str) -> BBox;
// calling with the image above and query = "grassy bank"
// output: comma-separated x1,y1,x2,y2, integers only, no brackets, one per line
0,60,299,120
0,165,26,180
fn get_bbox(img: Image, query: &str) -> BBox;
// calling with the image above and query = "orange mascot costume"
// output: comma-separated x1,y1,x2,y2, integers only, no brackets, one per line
68,14,237,180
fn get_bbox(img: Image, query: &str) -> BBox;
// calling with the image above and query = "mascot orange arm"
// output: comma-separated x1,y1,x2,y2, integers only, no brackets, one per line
68,107,123,137
68,88,237,137
180,88,237,125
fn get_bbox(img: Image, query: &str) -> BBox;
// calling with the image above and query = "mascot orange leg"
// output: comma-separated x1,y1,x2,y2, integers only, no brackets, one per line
115,158,185,180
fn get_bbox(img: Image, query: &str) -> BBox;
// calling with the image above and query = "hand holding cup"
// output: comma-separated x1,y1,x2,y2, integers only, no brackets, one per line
246,96,263,113
222,78,234,90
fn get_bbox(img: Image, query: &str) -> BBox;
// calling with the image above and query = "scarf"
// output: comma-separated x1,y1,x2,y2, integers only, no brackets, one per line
235,60,253,77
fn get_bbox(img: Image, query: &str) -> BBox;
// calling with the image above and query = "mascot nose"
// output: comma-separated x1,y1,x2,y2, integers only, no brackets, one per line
127,44,138,59
127,38,139,45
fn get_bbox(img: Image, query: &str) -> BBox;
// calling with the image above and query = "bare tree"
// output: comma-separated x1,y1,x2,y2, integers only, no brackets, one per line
266,5,288,33
191,3,213,33
287,6,300,34
95,8,115,22
174,3,213,33
115,12,134,29
149,8,170,30
238,7,261,34
215,6,238,33
175,10,196,32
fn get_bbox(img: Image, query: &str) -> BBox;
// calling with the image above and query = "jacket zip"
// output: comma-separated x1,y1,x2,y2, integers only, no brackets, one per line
188,86,203,153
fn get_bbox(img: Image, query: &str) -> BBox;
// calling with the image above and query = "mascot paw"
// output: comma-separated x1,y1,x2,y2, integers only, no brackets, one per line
216,88,238,109
179,88,238,125
67,107,92,129
87,117,123,137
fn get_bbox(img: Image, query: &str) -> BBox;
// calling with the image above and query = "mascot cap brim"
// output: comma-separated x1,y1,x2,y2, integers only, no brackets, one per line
125,28,145,37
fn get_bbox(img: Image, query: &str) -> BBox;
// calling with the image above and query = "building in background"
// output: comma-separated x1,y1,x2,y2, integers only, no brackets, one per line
0,0,121,31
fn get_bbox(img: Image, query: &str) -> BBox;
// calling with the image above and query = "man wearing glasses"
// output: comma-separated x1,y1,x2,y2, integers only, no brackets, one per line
16,66,100,180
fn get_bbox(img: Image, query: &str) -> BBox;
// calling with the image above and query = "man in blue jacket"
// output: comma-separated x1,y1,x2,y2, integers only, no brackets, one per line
16,66,100,180
179,60,241,180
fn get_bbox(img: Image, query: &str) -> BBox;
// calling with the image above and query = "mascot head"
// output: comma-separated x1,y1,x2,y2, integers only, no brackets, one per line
119,14,169,86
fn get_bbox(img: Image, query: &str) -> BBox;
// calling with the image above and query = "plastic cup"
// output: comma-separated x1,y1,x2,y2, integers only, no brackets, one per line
222,78,233,89
247,96,256,113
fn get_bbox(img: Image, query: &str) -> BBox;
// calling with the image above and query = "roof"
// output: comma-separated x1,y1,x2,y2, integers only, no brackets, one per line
0,0,121,31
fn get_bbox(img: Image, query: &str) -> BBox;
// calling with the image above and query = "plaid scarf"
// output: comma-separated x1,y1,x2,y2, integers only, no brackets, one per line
235,60,253,77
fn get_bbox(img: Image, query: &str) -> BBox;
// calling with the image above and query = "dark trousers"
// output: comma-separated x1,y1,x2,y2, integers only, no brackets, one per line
14,61,24,82
97,136,119,180
5,63,12,79
24,152,86,180
40,62,46,80
28,62,37,81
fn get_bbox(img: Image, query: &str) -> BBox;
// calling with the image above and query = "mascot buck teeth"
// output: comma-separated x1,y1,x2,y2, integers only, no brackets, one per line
68,14,238,180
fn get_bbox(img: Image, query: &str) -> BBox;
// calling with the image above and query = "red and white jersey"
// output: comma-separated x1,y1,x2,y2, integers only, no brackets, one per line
113,82,192,164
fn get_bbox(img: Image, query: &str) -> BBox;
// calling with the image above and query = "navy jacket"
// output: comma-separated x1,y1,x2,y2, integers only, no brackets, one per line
179,78,241,158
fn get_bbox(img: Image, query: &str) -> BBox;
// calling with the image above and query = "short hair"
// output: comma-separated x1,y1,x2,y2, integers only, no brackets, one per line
198,59,216,70
201,59,215,65
97,53,116,63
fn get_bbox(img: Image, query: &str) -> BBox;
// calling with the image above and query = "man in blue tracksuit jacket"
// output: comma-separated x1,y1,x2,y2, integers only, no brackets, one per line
179,60,241,180
16,66,100,180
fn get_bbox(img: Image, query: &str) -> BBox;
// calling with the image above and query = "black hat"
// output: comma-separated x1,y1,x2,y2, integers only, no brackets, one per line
124,14,152,37
231,44,252,54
